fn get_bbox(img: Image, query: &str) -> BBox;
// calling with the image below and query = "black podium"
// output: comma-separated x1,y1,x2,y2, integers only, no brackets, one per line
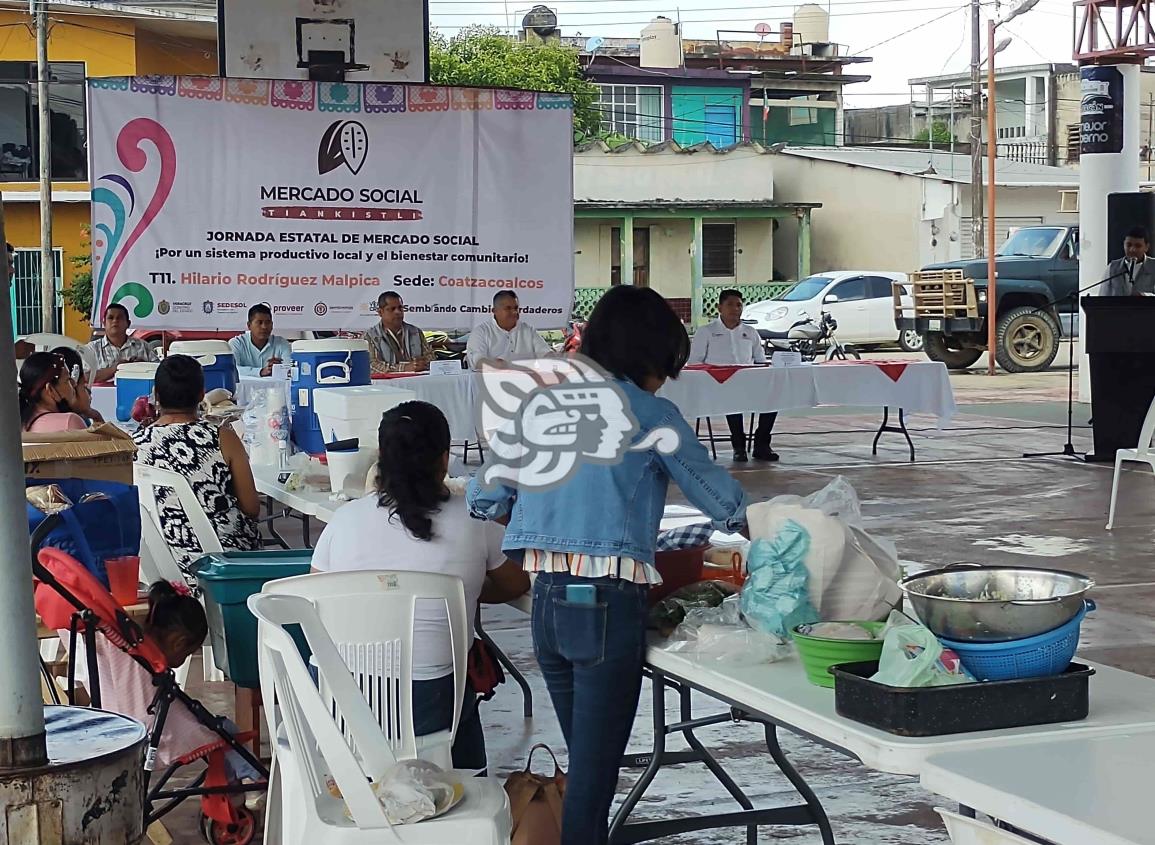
1083,296,1155,462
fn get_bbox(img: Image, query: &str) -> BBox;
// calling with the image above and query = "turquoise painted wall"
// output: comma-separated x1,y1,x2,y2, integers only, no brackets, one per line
672,86,745,146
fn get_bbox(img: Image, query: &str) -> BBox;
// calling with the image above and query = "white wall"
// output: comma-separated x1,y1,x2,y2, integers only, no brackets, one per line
574,146,774,203
773,155,928,274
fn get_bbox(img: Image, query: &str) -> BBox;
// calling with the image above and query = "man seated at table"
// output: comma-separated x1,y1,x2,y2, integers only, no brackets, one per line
365,291,433,374
688,289,778,463
229,303,293,377
87,303,157,383
465,290,553,369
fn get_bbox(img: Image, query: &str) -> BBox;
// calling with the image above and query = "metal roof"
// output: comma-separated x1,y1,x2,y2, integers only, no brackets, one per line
779,146,1079,187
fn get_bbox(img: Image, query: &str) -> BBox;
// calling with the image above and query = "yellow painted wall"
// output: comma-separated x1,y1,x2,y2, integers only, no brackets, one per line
0,13,215,340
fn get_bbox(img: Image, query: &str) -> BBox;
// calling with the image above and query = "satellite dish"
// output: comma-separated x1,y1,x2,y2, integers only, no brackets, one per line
585,36,605,53
754,23,772,37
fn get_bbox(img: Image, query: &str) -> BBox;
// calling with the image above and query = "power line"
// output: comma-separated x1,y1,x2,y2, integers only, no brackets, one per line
855,4,970,54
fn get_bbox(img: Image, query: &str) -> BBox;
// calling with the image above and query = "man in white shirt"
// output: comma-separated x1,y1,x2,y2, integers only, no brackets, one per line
688,289,778,463
87,303,157,383
1103,227,1155,296
229,303,293,377
465,290,553,369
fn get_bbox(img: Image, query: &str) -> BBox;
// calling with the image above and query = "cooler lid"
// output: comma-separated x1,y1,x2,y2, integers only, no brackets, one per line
291,338,369,354
313,384,416,416
169,340,233,356
193,549,314,580
115,362,160,380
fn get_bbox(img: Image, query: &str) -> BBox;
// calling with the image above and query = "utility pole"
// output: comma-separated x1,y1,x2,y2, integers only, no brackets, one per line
34,0,54,334
969,0,984,257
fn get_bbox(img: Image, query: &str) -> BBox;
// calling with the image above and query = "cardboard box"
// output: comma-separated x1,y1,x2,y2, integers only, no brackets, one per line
23,423,137,484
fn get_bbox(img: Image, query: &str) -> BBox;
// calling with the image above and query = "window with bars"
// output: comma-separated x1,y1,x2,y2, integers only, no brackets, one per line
11,248,63,335
702,223,735,277
595,84,663,142
0,61,87,181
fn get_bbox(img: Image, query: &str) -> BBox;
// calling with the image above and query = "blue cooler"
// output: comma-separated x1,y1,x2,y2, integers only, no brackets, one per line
113,362,159,421
290,339,371,454
168,340,238,394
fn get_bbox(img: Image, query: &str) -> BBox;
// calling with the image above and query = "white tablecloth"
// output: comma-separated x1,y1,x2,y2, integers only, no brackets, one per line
812,360,956,422
375,373,479,442
657,366,819,418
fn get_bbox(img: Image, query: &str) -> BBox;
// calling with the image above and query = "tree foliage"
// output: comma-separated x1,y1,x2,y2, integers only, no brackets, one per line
428,26,601,138
61,225,93,323
914,120,954,146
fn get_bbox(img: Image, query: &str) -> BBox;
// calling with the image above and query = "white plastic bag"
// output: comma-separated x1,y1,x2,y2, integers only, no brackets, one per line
745,477,902,623
329,760,462,825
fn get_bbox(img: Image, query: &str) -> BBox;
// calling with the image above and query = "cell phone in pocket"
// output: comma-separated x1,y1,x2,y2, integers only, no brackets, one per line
565,584,598,605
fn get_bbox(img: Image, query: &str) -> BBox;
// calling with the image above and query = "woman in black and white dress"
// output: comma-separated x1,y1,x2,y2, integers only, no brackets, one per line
133,355,260,584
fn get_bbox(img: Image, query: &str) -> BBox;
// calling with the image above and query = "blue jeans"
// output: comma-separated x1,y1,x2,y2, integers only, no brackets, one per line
412,674,488,774
532,572,649,845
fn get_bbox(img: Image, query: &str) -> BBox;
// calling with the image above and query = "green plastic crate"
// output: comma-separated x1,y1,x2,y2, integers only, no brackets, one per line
194,550,313,689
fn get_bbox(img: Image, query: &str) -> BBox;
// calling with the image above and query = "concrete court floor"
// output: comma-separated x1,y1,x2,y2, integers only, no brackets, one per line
170,382,1153,845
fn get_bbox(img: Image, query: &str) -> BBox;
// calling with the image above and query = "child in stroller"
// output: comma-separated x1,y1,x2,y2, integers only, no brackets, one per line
34,546,268,845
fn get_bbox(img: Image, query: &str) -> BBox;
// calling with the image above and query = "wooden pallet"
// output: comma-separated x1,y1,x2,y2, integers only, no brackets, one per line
894,270,978,321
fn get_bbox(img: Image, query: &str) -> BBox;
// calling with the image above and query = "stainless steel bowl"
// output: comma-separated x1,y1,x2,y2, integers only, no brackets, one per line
900,565,1094,642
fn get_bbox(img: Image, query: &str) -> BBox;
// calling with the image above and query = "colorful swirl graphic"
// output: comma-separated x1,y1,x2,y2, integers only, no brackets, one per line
92,118,177,319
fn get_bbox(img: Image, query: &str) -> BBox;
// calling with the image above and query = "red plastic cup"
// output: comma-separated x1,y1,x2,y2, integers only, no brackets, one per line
105,556,141,607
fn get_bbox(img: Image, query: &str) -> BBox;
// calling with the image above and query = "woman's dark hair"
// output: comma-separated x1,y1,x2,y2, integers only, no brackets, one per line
581,286,690,387
376,401,451,541
52,346,84,382
145,580,208,646
18,351,69,425
154,354,204,411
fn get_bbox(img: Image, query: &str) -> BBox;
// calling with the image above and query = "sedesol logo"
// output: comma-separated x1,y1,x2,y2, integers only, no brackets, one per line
318,120,369,176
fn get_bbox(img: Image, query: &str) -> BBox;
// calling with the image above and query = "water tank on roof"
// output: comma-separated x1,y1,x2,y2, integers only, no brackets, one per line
641,17,681,69
793,3,830,49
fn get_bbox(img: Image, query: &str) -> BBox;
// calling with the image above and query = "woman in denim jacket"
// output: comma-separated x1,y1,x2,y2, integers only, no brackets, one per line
467,286,749,844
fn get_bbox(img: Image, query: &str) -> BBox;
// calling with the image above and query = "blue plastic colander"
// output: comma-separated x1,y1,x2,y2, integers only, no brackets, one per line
939,600,1094,682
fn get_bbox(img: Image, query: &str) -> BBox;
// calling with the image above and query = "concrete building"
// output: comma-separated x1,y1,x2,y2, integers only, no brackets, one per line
0,0,216,340
772,147,1077,272
572,141,818,323
567,4,871,149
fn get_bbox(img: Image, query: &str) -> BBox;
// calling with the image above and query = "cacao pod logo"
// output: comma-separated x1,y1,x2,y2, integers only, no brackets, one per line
318,120,368,175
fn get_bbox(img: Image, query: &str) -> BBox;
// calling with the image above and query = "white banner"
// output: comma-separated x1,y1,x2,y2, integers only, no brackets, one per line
88,78,574,331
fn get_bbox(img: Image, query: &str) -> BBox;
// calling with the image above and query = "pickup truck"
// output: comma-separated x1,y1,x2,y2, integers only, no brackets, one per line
897,225,1078,372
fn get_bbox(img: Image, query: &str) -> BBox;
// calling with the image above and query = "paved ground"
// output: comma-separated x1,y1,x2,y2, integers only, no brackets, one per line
169,353,1151,844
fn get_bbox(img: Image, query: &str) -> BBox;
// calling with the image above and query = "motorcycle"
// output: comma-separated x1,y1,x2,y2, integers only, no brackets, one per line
759,311,860,362
423,330,467,361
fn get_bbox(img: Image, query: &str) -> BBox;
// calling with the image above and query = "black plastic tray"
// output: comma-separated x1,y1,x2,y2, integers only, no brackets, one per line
830,661,1095,737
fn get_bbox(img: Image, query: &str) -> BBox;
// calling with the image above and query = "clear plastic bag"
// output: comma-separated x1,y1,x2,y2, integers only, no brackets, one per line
662,595,790,666
745,477,902,624
329,759,461,825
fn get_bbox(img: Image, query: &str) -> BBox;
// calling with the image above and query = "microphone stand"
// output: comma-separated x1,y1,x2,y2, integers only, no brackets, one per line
1021,271,1130,461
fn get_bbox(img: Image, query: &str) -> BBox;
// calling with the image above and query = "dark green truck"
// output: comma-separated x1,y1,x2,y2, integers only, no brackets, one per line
896,225,1079,373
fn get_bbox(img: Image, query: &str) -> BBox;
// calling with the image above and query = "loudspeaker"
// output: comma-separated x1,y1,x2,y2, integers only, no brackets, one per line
1107,192,1155,262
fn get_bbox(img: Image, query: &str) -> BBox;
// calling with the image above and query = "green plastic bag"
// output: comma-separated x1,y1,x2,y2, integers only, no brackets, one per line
870,624,974,688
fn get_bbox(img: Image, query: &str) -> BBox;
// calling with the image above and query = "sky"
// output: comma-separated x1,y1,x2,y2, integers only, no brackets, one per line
425,0,1079,107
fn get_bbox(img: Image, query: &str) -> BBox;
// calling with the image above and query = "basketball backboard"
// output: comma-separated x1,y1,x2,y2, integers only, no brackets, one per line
218,0,428,83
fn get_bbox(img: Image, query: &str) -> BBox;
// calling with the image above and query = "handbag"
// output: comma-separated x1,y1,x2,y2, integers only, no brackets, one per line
504,744,567,845
467,637,506,701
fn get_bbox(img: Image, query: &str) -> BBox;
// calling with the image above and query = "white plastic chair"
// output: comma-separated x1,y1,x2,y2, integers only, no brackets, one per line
19,333,98,383
936,808,1037,844
134,463,227,683
249,591,511,845
1105,395,1155,529
262,570,468,770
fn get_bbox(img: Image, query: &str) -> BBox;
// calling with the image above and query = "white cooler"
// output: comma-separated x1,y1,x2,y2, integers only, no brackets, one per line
312,384,416,451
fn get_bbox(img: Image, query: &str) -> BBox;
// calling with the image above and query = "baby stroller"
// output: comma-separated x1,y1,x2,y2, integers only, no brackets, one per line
31,538,268,845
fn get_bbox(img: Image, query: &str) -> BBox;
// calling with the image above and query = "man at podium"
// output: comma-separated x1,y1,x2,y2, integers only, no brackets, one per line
1103,227,1155,295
